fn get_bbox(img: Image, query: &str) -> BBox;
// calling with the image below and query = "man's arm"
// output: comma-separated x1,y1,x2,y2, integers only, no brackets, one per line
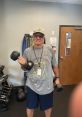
53,65,63,92
53,65,60,85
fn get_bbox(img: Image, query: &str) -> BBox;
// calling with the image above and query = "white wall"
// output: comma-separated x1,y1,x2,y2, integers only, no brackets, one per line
0,0,82,85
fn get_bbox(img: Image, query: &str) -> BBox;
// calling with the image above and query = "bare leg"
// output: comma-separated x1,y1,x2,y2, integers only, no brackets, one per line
44,108,52,117
26,109,34,117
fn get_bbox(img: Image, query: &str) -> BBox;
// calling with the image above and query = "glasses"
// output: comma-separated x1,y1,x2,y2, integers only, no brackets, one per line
34,35,44,38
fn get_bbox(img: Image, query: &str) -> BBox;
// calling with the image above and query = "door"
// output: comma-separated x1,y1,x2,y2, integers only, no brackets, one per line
59,26,82,85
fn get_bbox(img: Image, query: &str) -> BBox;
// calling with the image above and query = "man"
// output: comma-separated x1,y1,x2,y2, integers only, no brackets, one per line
69,82,82,117
18,30,61,117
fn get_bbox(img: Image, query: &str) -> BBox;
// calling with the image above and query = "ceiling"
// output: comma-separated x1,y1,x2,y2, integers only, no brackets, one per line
23,0,82,5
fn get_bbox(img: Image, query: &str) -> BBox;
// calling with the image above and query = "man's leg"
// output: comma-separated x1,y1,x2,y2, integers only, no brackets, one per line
26,87,38,117
26,109,34,117
39,92,53,117
44,108,52,117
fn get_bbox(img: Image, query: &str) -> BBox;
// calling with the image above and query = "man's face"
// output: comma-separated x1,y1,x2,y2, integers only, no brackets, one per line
33,34,44,46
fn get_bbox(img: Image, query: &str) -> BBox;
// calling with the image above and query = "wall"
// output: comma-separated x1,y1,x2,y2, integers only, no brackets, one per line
0,0,82,85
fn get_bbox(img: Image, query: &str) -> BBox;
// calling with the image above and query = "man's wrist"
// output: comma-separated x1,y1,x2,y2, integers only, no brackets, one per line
53,76,60,83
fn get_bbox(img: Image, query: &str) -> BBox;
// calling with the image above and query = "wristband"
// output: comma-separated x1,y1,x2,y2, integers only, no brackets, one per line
53,77,59,83
55,76,60,79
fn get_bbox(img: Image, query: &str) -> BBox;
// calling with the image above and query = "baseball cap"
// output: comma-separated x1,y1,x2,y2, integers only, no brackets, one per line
33,29,45,37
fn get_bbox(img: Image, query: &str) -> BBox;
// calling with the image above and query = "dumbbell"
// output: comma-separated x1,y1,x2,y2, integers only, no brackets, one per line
16,88,26,101
54,83,63,92
0,65,4,71
10,51,20,61
53,78,63,92
10,51,34,70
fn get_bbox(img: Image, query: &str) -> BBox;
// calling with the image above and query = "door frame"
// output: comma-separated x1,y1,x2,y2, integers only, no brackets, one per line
58,25,82,84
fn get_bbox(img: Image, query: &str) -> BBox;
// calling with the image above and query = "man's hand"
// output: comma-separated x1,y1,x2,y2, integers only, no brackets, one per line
55,78,60,85
18,56,27,65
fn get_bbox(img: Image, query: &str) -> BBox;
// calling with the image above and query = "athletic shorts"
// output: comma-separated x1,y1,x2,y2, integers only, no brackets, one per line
26,86,53,111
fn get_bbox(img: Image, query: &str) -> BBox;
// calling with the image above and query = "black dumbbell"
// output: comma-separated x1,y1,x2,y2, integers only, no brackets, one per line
21,61,34,71
10,51,34,70
16,88,26,101
10,51,20,61
53,78,63,92
0,65,5,77
0,65,4,71
54,83,63,92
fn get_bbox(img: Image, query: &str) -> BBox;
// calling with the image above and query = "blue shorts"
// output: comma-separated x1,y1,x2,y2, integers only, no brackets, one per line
26,87,53,111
